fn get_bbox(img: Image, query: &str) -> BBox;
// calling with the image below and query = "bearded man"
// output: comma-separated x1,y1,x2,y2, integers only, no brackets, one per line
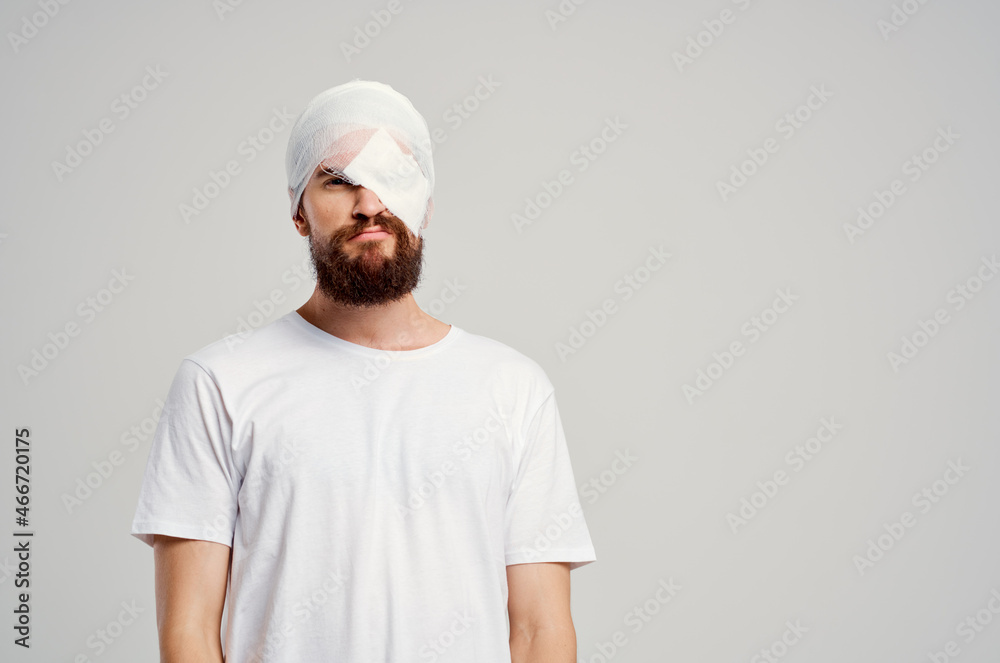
131,80,596,663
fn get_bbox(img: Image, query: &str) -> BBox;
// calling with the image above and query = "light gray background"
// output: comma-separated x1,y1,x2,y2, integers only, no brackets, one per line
2,0,998,661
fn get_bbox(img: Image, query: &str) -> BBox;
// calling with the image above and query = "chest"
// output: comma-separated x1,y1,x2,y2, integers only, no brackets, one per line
230,371,517,517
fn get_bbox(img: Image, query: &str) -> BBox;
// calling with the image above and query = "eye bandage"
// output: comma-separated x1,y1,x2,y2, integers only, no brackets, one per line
285,80,435,238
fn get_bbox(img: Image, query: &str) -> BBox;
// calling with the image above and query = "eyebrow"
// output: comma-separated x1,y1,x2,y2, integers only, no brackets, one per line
314,168,358,188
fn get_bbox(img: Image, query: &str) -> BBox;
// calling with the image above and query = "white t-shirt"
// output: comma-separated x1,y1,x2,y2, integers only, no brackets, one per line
130,311,596,663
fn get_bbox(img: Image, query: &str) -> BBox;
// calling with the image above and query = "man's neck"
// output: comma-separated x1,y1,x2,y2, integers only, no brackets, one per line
296,289,451,351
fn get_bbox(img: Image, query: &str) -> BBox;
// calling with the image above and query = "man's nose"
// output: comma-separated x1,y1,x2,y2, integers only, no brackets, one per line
353,186,388,220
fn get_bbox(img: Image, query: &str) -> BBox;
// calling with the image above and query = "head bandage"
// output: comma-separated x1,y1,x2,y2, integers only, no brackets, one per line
285,80,434,238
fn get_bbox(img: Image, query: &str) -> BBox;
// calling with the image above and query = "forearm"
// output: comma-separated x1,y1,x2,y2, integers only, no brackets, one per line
152,535,230,663
159,627,224,663
509,624,576,663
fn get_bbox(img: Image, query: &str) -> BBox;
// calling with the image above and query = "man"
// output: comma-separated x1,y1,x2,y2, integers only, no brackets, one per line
130,80,596,663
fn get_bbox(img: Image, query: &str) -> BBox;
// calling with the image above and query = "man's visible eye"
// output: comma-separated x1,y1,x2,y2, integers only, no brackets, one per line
325,177,349,186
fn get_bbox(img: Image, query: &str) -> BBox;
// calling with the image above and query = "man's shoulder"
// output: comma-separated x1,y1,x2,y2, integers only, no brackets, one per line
181,312,302,375
452,327,554,392
174,316,555,393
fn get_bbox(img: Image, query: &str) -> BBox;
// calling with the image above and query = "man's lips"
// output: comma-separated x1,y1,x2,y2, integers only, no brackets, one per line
349,227,391,241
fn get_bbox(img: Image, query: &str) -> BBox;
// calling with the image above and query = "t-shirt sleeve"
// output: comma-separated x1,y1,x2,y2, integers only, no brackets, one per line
504,389,597,570
130,358,241,549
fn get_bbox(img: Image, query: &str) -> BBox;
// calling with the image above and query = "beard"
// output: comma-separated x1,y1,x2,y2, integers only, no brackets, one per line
306,213,424,308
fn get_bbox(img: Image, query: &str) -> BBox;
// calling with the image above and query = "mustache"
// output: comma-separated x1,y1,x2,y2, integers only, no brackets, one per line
336,214,414,245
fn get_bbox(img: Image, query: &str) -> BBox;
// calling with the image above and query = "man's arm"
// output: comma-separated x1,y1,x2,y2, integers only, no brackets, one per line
153,534,231,663
506,561,576,663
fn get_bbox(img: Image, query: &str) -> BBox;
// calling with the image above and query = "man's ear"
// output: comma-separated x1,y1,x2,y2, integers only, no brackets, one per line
293,204,310,237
